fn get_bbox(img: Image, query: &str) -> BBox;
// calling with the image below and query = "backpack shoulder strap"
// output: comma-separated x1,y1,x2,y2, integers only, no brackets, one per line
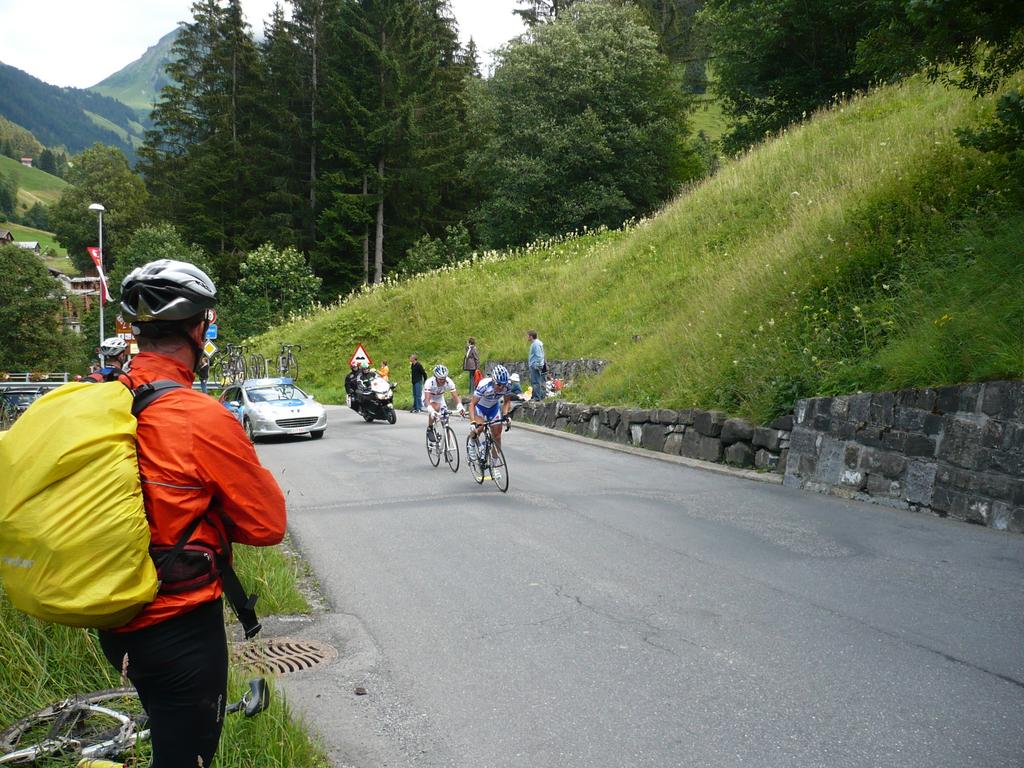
131,379,184,418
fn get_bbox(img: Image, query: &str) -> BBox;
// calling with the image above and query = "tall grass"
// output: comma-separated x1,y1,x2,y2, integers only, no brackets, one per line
254,75,1022,423
0,543,322,766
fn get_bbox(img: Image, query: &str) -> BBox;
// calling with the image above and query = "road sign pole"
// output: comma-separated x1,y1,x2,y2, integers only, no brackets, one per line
97,212,104,367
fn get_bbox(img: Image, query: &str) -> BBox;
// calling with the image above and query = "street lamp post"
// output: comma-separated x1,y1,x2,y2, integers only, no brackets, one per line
88,203,106,366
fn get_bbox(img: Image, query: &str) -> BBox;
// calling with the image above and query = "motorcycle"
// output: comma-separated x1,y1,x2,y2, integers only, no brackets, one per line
351,375,398,424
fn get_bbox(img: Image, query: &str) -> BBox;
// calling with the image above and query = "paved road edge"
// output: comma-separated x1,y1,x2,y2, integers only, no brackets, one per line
511,419,783,485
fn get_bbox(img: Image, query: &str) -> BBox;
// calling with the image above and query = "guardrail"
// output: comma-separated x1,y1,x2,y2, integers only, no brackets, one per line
0,373,71,384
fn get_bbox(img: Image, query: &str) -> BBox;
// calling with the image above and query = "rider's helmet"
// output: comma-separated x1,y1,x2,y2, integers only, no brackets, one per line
99,336,128,356
433,364,448,379
360,361,369,370
120,259,217,324
491,365,510,386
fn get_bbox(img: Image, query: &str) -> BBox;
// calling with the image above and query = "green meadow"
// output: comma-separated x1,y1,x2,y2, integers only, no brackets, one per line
250,75,1023,423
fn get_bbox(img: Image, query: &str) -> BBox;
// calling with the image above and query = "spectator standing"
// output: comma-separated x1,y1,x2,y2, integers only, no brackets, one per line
379,360,390,380
101,259,286,768
463,337,480,390
410,354,427,412
197,354,210,394
527,330,546,400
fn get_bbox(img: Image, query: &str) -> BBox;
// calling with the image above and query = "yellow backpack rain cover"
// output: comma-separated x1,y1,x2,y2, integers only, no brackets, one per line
0,381,158,628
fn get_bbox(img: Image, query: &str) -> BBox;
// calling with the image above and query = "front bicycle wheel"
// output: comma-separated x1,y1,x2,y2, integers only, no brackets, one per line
443,426,459,473
489,444,509,493
427,425,441,466
0,688,148,765
467,435,484,484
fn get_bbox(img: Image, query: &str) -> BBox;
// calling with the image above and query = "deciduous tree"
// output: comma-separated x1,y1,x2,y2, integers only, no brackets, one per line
0,244,74,370
468,0,693,249
49,144,149,274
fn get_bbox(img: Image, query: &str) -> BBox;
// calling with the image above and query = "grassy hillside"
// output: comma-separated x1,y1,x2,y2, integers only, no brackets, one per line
250,75,1023,422
90,27,179,117
84,110,144,149
0,115,43,157
0,153,67,208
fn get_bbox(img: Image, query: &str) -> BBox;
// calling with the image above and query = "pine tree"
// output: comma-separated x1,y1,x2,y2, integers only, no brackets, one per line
514,0,575,25
138,0,265,277
317,0,474,288
252,4,308,249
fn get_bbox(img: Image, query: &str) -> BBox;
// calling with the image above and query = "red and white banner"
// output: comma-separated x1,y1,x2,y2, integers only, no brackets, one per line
86,246,110,303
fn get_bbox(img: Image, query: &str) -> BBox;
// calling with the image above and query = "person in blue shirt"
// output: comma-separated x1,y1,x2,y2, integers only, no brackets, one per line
527,330,546,401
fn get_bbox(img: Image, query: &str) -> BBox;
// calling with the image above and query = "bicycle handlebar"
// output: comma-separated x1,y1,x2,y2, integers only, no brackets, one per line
225,678,270,717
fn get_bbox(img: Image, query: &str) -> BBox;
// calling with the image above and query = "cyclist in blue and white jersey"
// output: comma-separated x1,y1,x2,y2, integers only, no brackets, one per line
423,364,465,442
468,365,513,457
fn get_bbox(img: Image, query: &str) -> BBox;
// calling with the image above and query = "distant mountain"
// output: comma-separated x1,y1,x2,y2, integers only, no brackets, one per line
90,27,180,118
0,63,142,162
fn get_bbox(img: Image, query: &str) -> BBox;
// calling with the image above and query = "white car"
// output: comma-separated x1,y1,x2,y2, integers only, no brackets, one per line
219,378,327,441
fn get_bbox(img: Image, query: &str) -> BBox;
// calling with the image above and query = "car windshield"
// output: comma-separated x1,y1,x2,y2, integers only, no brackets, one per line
3,393,37,407
246,384,307,402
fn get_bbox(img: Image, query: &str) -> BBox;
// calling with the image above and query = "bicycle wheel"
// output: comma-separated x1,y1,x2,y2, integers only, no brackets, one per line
467,435,484,484
443,427,459,473
290,357,300,381
0,688,148,765
426,425,441,467
489,444,509,493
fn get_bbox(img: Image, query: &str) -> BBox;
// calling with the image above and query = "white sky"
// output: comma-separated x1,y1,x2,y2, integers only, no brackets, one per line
0,0,526,88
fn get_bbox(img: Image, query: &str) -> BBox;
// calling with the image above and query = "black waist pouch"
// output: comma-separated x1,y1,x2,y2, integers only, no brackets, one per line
151,543,221,594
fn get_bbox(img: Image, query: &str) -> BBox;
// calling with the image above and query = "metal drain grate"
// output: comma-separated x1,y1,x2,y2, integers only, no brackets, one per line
234,637,338,675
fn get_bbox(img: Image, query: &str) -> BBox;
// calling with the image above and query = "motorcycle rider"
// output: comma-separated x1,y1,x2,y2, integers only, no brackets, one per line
345,362,363,412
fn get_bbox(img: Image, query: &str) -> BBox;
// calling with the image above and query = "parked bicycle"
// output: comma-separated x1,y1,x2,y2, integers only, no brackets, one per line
277,344,301,380
426,406,460,473
466,416,511,493
0,678,269,765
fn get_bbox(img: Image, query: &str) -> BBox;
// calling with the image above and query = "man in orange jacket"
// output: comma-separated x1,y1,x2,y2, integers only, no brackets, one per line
98,259,287,768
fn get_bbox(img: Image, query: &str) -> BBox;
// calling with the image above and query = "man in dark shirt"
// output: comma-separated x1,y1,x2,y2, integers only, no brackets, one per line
410,354,427,413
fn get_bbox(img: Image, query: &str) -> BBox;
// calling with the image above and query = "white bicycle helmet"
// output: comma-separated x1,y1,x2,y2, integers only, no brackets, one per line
433,364,449,378
491,365,510,385
121,259,217,323
99,337,128,356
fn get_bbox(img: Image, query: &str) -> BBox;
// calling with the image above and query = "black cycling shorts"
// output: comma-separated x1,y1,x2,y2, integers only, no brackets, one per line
99,598,228,768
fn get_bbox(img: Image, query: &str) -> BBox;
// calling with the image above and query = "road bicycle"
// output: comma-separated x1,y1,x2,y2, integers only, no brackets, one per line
248,353,269,380
426,406,460,473
222,344,249,384
0,678,269,765
466,415,511,493
277,344,301,380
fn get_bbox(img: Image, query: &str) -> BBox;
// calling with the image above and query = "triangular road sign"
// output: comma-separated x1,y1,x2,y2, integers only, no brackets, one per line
348,343,372,368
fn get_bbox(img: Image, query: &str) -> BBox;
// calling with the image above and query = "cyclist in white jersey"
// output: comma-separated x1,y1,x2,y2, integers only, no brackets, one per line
423,364,465,442
469,365,513,457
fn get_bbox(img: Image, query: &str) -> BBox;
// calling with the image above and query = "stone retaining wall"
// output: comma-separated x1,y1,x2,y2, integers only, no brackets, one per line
783,380,1024,532
515,400,791,474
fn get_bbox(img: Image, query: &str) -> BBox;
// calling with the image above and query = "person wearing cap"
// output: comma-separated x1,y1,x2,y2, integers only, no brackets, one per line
99,259,287,768
509,372,523,397
85,337,130,381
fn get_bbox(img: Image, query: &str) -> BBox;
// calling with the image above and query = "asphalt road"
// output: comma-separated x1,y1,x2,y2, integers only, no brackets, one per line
255,404,1024,768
